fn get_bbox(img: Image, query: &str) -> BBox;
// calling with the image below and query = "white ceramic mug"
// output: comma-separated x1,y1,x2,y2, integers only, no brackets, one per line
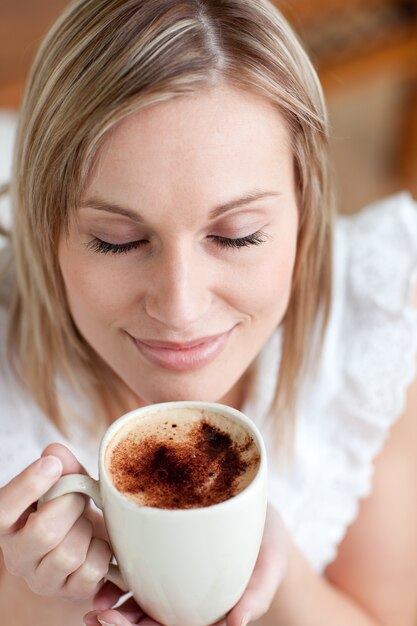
41,401,267,626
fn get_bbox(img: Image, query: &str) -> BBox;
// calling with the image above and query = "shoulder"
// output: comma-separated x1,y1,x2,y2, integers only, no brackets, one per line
335,192,417,311
0,262,13,385
325,335,417,624
0,249,99,487
323,194,417,622
327,193,417,423
0,248,17,392
0,266,50,486
314,193,417,428
279,193,417,573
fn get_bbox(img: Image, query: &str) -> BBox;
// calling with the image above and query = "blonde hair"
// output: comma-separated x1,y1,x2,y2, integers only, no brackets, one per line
7,0,333,442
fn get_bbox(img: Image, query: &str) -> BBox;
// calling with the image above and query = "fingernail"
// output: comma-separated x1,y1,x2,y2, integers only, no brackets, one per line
241,613,251,626
98,620,116,626
39,455,62,477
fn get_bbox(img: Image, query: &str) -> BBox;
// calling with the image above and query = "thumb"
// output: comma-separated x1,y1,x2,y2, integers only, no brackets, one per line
226,552,285,626
41,443,109,539
42,442,88,476
226,506,288,626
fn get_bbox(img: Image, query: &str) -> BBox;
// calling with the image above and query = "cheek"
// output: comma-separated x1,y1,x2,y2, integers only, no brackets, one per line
256,258,293,322
233,235,297,322
58,243,137,331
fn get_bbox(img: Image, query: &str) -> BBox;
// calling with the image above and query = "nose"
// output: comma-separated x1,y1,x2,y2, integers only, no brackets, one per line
144,240,212,331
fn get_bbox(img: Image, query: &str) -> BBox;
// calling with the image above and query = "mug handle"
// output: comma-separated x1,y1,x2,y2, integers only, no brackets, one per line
39,474,128,592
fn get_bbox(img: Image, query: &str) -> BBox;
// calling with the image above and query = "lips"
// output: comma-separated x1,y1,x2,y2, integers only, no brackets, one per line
128,328,234,371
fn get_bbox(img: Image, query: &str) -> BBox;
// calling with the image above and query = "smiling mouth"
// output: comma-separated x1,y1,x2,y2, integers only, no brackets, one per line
128,328,235,371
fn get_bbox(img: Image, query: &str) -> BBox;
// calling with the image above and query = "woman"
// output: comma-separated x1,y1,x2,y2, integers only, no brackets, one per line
0,0,416,625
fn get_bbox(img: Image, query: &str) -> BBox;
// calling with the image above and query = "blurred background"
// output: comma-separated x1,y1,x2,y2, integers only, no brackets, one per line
0,0,416,213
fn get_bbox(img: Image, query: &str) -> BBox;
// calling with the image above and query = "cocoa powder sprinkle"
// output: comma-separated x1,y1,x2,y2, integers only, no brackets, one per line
109,419,259,509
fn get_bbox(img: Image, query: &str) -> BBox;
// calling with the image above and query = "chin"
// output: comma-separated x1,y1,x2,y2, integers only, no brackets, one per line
130,378,235,406
147,388,226,405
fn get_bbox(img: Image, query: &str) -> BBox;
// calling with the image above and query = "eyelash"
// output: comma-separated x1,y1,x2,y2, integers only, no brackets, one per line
86,231,267,255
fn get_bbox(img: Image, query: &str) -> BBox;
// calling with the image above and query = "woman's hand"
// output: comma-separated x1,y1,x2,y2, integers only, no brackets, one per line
0,443,112,601
85,584,161,626
84,504,288,626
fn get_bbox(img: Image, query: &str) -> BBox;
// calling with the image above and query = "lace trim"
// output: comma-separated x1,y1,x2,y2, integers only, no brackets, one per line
301,193,417,572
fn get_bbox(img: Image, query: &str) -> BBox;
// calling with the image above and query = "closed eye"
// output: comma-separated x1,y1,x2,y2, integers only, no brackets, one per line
209,231,267,248
86,238,147,254
86,230,267,255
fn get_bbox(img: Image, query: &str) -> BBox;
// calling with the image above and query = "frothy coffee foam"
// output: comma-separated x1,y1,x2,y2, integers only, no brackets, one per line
105,407,260,509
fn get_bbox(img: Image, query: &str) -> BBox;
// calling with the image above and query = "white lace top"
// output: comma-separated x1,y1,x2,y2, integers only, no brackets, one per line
1,192,417,575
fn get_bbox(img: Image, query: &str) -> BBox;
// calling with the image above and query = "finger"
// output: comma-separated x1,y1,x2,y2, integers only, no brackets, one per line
64,536,112,600
226,511,287,626
0,456,63,538
5,492,86,576
29,515,93,595
84,609,102,625
114,597,145,620
42,443,88,476
100,608,152,625
93,580,128,610
90,603,161,626
137,618,161,626
226,555,281,626
54,442,109,544
85,503,110,543
84,607,145,626
10,504,36,533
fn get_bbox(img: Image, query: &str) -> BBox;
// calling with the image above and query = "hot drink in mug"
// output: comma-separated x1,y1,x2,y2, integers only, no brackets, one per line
41,401,267,626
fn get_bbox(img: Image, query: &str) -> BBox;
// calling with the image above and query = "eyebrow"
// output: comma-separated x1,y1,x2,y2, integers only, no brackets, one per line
79,189,282,222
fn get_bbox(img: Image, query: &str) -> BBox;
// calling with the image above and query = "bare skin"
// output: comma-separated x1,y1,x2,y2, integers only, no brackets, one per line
1,376,415,626
0,86,416,625
0,445,108,625
0,85,296,625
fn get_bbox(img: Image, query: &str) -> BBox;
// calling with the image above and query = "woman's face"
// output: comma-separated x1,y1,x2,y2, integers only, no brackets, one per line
58,85,299,407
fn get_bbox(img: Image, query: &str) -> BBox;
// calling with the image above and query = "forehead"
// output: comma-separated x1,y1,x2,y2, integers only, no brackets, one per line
86,85,293,208
103,84,290,153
